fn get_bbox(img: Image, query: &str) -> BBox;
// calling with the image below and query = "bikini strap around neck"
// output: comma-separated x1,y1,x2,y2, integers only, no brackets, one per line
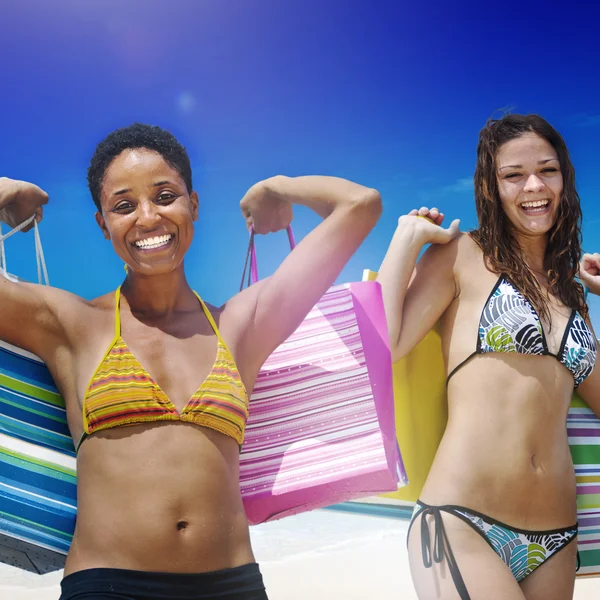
113,287,227,350
114,286,122,337
193,291,225,345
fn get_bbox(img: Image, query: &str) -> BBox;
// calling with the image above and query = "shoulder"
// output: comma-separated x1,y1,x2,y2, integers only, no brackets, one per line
42,286,117,340
216,279,268,321
194,280,267,338
17,282,91,319
419,232,473,271
88,290,119,310
452,232,487,271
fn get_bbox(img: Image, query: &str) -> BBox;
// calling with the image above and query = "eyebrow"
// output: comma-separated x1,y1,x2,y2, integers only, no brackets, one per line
498,158,559,171
112,181,173,196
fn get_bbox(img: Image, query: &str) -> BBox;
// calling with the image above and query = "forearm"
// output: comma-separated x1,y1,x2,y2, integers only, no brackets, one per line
267,175,381,219
587,282,600,296
377,218,428,350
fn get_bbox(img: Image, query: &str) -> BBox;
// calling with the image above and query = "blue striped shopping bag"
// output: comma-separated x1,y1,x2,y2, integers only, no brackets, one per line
0,217,77,574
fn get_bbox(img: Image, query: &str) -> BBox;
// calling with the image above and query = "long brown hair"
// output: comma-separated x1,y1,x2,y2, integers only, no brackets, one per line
470,113,588,322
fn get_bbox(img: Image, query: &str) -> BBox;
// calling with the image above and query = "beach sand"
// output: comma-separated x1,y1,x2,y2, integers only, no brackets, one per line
2,508,599,599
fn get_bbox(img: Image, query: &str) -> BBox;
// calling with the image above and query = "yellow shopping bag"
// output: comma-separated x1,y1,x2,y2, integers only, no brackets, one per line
363,270,446,502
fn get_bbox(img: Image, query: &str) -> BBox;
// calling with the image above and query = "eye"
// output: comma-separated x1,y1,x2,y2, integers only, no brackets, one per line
504,173,521,179
541,167,559,174
156,192,177,203
112,201,134,213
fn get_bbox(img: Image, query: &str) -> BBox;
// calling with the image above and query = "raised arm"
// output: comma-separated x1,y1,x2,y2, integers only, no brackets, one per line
580,253,600,297
577,255,600,412
578,316,599,415
0,178,70,360
233,175,382,372
376,207,460,362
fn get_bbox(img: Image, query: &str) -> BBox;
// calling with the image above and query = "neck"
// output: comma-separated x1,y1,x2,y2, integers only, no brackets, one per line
120,263,197,318
514,231,548,274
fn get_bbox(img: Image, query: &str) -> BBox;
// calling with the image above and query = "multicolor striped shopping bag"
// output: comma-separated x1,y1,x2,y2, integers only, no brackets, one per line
0,217,76,573
569,393,600,577
238,228,407,524
0,341,76,573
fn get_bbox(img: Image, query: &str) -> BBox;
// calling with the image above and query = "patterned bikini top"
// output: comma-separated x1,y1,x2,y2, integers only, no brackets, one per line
447,275,597,387
77,288,248,452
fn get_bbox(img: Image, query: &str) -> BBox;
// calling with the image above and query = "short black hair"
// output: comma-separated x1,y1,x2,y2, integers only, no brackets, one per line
87,123,193,211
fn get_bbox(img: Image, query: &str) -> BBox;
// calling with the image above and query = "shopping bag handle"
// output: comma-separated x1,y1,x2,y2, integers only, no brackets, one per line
0,215,50,286
239,225,296,291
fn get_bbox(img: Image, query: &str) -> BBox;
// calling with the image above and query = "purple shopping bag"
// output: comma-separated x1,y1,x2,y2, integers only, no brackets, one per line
239,227,407,524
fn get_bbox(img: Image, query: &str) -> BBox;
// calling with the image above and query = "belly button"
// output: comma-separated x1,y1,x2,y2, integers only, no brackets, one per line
177,520,188,531
531,454,546,473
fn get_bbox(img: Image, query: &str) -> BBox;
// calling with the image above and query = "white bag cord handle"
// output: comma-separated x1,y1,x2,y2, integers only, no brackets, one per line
0,215,50,286
0,222,5,273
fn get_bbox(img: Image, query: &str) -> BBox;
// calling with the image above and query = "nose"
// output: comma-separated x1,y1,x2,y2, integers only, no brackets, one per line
523,174,545,194
136,200,161,228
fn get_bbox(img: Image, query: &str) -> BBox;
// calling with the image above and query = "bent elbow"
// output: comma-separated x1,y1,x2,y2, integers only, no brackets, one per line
355,187,383,222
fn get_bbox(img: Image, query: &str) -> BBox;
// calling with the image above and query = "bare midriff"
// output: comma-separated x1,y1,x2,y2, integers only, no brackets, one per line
64,422,253,575
421,352,578,529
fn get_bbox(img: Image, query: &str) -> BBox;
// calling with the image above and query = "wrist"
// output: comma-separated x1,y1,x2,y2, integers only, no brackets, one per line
0,178,22,211
261,174,288,192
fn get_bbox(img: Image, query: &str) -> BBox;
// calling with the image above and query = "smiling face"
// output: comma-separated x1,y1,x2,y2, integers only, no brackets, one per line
495,132,563,238
95,148,198,275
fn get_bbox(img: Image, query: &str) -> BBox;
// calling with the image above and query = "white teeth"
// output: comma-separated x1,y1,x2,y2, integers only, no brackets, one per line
134,234,173,249
521,200,549,209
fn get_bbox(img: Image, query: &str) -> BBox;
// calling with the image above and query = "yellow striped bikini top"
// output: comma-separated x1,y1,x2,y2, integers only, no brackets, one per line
77,288,248,452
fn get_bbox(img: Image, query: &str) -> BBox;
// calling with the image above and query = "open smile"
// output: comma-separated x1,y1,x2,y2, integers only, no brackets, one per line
520,199,550,215
131,233,174,252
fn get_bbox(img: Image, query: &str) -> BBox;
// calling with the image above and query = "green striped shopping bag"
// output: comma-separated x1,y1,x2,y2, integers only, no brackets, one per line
0,217,77,574
569,392,600,577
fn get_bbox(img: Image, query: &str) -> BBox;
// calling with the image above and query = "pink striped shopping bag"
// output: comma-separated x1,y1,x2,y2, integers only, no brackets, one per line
238,228,407,524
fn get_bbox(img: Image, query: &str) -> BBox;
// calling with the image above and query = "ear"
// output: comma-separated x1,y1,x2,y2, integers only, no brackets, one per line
95,211,111,240
190,191,199,222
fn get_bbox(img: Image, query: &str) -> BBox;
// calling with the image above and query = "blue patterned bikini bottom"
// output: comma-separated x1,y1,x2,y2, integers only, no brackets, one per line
408,500,578,599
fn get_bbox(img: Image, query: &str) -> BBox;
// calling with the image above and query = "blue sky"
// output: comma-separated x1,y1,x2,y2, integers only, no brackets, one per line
1,0,599,325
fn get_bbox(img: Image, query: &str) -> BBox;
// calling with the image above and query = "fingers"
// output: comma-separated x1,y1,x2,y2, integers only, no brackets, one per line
582,252,600,267
581,253,600,277
410,206,443,224
409,206,446,226
418,206,440,220
446,218,461,239
240,204,251,219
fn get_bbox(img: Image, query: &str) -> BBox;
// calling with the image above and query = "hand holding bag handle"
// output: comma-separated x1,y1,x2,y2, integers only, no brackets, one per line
0,215,50,286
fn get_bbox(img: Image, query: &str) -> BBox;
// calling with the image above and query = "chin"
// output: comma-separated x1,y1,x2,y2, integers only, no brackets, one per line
139,263,180,276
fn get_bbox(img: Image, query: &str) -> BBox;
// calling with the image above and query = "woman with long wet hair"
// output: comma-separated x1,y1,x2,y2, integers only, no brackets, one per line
377,114,599,599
